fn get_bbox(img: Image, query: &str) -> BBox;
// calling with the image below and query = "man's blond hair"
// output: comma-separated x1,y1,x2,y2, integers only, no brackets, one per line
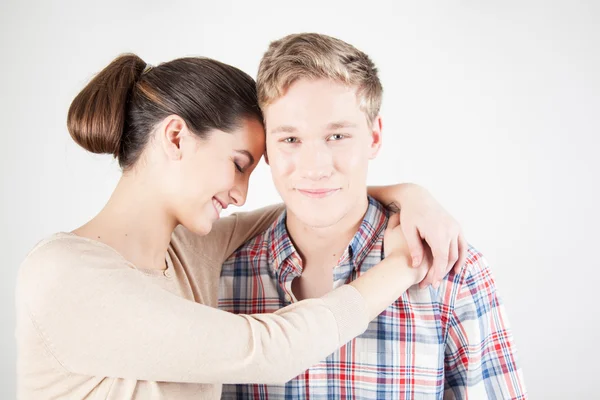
257,33,383,123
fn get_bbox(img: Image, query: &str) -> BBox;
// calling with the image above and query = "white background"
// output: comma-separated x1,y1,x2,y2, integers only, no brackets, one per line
1,0,598,398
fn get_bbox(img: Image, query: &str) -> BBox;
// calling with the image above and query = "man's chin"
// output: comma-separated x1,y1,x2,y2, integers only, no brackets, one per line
290,209,347,229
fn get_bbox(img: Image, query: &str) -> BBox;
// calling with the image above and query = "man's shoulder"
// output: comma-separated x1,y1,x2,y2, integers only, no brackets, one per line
453,245,493,285
366,196,390,217
222,226,272,267
434,244,499,311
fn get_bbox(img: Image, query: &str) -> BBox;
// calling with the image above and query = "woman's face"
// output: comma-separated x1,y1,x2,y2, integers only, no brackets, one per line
166,117,265,235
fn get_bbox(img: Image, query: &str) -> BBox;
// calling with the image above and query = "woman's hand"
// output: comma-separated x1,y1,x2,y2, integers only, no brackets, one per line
383,213,429,287
369,183,467,289
395,185,467,289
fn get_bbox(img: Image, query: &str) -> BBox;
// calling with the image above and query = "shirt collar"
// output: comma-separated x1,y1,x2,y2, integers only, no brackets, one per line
342,196,389,267
266,196,389,277
267,209,300,275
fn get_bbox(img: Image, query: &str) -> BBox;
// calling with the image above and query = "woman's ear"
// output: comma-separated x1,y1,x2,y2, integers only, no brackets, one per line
159,115,187,161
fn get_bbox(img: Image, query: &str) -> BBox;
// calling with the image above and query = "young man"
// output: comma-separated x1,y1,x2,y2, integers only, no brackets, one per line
219,33,526,399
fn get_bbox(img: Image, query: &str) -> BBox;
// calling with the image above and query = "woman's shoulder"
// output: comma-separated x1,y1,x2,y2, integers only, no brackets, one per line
19,233,130,289
17,233,133,311
21,232,126,268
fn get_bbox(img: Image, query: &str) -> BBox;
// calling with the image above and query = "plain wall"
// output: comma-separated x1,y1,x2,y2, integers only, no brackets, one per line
1,0,598,398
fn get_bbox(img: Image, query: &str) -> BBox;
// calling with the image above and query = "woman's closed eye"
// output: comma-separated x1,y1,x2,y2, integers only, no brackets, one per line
232,150,255,174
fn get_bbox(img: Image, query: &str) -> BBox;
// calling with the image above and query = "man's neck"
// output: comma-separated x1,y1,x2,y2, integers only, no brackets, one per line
285,196,370,269
286,195,369,301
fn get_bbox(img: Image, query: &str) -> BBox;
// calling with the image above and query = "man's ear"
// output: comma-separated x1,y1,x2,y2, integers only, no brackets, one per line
159,115,187,161
263,118,270,165
368,115,383,160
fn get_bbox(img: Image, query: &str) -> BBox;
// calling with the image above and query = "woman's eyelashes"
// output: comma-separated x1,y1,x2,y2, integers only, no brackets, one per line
233,157,251,173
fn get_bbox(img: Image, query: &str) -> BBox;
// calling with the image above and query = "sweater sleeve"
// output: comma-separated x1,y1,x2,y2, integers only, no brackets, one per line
173,204,285,265
17,237,368,384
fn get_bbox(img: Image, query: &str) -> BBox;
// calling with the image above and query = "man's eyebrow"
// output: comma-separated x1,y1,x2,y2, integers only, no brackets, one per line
235,150,255,166
269,122,357,134
268,125,298,135
326,121,358,130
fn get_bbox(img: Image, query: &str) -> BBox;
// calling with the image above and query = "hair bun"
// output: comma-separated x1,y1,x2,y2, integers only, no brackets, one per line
67,54,146,157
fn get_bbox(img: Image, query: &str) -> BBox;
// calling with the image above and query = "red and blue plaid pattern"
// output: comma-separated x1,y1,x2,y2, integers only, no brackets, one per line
219,197,526,399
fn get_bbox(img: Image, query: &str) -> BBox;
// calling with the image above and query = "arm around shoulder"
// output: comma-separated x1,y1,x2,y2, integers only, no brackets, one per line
17,238,369,384
173,203,285,265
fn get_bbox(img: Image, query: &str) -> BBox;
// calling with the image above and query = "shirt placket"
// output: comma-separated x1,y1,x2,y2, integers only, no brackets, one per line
277,253,303,304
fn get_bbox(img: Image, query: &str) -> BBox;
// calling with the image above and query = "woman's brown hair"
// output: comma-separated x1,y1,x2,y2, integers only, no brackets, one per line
67,54,262,169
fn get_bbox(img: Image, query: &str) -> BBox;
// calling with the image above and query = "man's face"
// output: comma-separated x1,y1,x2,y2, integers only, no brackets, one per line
264,78,382,228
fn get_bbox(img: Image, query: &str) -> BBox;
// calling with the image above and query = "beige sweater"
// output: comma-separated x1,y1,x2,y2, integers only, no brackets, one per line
16,206,370,399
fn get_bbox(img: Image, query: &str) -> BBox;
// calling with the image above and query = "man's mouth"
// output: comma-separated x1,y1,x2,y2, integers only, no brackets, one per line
296,188,340,198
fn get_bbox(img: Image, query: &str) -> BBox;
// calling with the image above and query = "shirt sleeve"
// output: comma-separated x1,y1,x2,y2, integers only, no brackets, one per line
443,247,527,399
18,238,369,384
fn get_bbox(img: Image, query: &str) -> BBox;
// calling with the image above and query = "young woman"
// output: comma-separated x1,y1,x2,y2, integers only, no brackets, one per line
16,54,464,399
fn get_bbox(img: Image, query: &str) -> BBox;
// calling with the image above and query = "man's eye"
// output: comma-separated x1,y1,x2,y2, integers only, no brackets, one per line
234,162,243,173
329,134,345,141
283,137,298,143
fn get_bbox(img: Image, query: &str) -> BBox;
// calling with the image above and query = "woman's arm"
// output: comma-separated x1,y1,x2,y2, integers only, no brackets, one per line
368,183,467,288
19,224,425,384
178,182,462,288
173,204,284,265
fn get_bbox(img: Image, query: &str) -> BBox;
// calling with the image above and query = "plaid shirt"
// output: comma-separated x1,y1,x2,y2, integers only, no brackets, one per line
219,197,526,399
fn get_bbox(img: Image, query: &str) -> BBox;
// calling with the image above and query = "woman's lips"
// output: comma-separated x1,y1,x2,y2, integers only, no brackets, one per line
212,197,225,218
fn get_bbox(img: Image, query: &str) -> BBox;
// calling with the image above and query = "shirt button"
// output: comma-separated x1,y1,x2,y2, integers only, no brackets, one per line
163,269,171,278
